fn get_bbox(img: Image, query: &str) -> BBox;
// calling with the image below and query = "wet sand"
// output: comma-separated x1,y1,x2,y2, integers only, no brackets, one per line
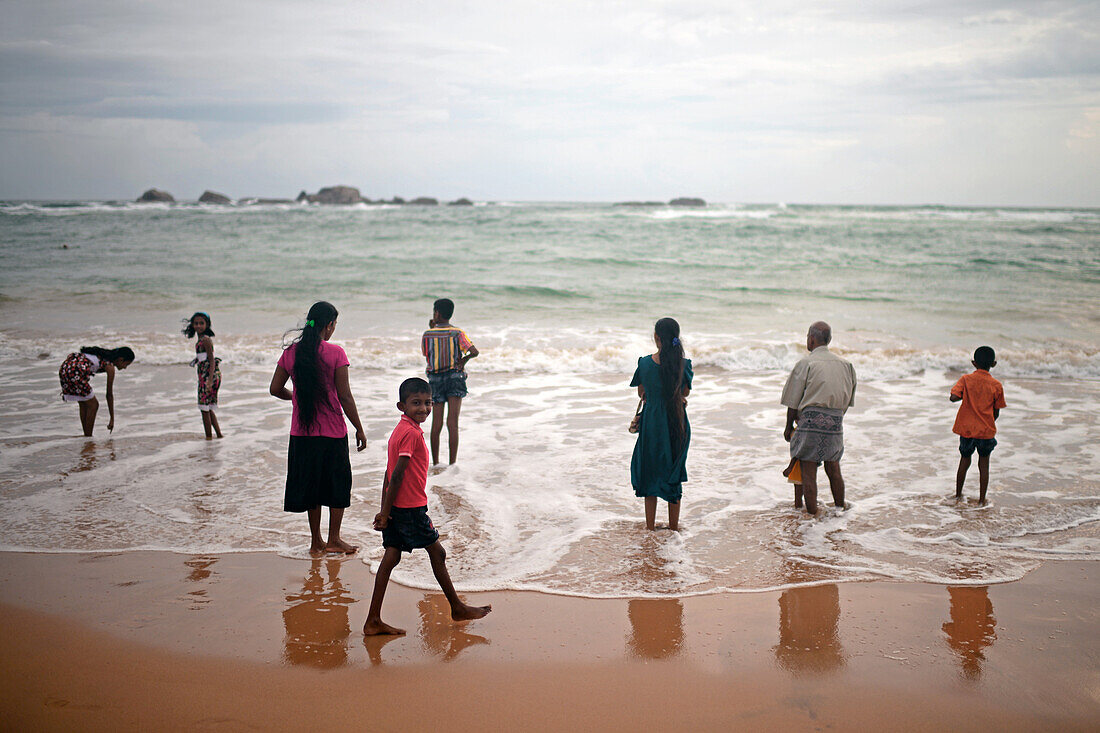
0,552,1097,731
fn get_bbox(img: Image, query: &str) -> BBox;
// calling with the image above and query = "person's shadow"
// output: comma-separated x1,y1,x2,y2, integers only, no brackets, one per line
626,598,684,659
773,584,845,674
417,593,490,661
942,586,996,680
282,558,354,668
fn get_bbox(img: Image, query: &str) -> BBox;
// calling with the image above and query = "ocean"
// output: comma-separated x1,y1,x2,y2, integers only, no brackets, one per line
1,200,1098,597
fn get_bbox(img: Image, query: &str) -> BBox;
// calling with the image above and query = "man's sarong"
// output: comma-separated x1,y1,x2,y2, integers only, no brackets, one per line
790,406,845,463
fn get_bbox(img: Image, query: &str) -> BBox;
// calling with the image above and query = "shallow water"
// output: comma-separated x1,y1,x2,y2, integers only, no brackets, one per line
0,201,1097,596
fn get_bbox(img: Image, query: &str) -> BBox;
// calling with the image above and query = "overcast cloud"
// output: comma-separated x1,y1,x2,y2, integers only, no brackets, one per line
1,0,1097,204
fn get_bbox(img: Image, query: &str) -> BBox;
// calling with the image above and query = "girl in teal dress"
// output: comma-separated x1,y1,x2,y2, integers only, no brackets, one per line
630,317,692,530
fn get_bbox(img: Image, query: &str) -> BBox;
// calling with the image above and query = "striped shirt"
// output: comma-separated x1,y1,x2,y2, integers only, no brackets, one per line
422,326,474,374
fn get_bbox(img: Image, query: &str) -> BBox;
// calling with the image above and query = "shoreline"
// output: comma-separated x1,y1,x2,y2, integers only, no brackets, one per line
1,551,1096,730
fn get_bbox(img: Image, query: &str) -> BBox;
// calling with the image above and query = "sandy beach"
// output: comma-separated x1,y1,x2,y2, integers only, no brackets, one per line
1,551,1096,731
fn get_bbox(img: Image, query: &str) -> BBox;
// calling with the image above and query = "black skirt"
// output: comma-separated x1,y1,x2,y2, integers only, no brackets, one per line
284,435,352,512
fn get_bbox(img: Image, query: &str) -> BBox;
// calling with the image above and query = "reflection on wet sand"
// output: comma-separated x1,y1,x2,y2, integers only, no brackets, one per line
182,556,218,610
627,598,684,659
942,586,996,680
417,594,490,661
68,439,116,474
282,559,353,668
774,584,845,674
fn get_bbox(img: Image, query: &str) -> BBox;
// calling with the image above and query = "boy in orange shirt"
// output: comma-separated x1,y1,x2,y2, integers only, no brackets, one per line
950,346,1006,505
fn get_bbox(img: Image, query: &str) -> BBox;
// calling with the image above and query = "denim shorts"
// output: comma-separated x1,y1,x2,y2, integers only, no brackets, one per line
959,436,997,457
382,506,440,553
427,369,468,403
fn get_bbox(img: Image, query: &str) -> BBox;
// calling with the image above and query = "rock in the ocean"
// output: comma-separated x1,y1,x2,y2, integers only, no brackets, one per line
389,197,406,205
669,197,706,207
448,198,474,206
137,188,174,203
297,186,363,204
199,190,232,205
410,197,439,205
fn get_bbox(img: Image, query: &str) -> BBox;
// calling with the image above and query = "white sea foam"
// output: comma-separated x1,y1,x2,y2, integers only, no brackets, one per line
4,329,1097,380
644,207,776,220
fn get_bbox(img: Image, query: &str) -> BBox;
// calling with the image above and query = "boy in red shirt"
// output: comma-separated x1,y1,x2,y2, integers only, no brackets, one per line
363,377,491,636
950,346,1006,505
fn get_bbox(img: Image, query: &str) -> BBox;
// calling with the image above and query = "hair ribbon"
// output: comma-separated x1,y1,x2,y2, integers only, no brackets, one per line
672,337,681,347
306,319,315,327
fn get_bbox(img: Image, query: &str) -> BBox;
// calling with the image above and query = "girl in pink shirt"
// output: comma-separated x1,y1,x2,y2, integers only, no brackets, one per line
269,301,367,555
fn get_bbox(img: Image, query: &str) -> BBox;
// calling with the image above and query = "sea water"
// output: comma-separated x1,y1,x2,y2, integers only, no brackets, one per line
0,201,1097,596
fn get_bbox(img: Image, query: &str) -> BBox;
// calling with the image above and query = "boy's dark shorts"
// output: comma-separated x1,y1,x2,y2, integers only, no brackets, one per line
427,369,467,403
959,436,997,457
382,506,440,552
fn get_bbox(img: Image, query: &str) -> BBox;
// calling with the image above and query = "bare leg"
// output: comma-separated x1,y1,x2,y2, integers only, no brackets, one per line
794,484,804,509
426,542,491,620
430,400,445,465
325,507,358,554
800,460,820,515
956,455,971,499
201,410,213,439
823,460,845,508
209,411,223,438
667,500,680,531
446,396,462,464
977,454,990,505
79,397,99,436
644,496,657,530
363,548,406,635
306,506,326,555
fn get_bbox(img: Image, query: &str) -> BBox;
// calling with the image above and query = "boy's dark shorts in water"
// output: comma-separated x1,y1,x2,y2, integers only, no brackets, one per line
382,506,440,552
427,369,468,403
959,436,997,457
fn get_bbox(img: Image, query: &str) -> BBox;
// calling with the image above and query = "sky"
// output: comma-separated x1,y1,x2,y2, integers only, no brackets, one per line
1,0,1098,205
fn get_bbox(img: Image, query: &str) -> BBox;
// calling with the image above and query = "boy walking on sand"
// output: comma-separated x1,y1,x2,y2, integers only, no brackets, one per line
950,346,1006,505
363,377,491,636
422,298,479,464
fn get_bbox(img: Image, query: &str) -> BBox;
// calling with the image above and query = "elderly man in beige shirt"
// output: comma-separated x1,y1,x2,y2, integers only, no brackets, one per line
781,321,856,515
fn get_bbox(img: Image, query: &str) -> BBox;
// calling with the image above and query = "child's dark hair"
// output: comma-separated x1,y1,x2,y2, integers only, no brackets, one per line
80,346,135,364
284,301,339,433
654,317,686,452
974,346,996,370
182,311,215,338
399,377,431,403
433,298,455,320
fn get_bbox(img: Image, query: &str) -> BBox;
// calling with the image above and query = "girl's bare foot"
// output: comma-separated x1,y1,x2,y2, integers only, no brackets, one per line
363,618,406,636
309,540,327,556
325,538,358,554
451,603,491,621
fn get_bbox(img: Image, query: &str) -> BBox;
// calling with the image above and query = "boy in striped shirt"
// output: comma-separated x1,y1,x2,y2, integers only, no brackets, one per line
422,298,479,464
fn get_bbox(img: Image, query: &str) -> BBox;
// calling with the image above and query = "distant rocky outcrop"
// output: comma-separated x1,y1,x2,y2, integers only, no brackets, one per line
388,197,406,205
409,197,439,205
669,197,706,207
137,188,174,203
614,201,664,207
448,198,474,206
199,190,231,205
296,185,363,204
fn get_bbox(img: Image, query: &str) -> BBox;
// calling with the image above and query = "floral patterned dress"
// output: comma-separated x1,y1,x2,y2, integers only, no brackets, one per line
192,340,221,410
58,352,104,401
